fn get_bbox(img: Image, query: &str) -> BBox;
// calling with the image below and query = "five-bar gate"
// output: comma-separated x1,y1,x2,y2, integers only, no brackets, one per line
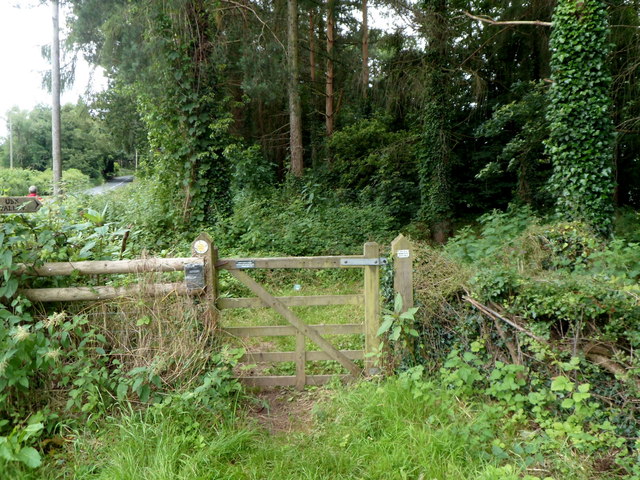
209,237,387,388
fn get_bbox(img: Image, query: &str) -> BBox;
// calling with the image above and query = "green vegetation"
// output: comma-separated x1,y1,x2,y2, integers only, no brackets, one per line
0,167,95,196
1,0,640,477
1,102,125,180
0,0,629,239
7,376,615,480
2,195,639,478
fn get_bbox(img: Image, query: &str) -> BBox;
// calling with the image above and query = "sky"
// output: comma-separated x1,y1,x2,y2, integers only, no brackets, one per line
0,1,107,138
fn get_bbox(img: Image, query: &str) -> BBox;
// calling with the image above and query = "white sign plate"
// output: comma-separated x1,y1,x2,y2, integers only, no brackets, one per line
236,261,256,269
397,249,410,259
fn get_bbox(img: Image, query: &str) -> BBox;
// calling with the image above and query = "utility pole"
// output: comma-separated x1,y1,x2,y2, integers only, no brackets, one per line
362,0,369,98
51,0,62,194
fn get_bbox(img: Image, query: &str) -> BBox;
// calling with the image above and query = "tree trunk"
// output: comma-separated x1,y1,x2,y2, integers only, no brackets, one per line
325,0,335,140
8,116,13,169
288,0,304,176
309,10,316,84
362,0,369,98
51,0,62,195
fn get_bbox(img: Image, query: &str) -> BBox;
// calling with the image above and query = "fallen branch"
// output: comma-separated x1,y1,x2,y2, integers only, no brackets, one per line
587,353,640,391
463,11,551,27
492,316,521,365
463,295,549,345
464,295,640,390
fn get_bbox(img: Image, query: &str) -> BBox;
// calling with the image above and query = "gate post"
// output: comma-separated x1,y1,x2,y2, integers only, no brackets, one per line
363,242,380,375
391,234,413,312
192,233,218,330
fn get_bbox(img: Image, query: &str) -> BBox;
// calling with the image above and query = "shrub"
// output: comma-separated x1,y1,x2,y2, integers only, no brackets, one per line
385,207,640,475
80,178,189,252
0,201,242,473
0,168,94,196
327,117,419,223
215,185,397,256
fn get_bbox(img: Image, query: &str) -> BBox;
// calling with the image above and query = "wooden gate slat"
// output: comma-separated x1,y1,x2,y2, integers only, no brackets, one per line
241,350,363,363
218,294,363,309
238,374,353,388
228,270,362,377
222,323,363,337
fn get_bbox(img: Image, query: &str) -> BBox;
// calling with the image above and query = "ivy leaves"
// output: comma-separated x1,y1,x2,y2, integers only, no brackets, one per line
546,0,615,236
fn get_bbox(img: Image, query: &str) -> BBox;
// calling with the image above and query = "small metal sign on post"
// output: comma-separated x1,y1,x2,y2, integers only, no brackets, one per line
391,234,413,312
0,197,42,214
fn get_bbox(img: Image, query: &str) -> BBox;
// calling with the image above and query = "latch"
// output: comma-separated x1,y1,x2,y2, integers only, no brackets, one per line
340,258,388,266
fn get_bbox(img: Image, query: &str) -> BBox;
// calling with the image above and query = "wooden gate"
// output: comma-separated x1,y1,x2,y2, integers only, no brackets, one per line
16,232,413,389
208,239,386,389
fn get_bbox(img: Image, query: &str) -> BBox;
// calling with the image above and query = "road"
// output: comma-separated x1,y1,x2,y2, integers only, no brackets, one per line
85,175,134,195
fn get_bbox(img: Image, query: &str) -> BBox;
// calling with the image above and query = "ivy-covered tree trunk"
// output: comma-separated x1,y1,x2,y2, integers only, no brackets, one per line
546,0,615,235
418,0,453,243
140,0,231,226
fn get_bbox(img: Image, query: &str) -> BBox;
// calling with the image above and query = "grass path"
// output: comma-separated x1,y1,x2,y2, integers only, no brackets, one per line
249,388,320,434
31,378,599,480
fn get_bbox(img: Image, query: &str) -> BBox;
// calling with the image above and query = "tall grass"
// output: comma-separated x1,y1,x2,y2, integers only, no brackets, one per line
38,377,603,480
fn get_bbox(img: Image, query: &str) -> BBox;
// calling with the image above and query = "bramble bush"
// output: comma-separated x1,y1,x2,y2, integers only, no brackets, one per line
0,203,243,472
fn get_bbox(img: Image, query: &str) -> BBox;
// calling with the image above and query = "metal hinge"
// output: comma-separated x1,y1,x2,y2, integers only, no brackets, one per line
340,258,388,267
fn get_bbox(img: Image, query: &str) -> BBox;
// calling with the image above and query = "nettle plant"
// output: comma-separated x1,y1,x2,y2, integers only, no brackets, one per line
376,294,421,370
0,209,125,468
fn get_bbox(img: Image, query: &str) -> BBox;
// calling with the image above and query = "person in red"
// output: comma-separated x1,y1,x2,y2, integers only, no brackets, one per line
27,185,42,200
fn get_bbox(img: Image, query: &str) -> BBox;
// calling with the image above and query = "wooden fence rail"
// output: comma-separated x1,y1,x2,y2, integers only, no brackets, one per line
16,257,203,276
16,233,217,304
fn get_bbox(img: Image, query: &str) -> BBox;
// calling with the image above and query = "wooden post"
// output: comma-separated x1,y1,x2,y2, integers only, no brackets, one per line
363,242,380,375
192,233,218,330
391,234,413,312
295,332,306,390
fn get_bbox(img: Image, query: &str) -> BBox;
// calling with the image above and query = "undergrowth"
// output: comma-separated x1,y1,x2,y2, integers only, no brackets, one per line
387,205,640,477
0,201,244,472
23,376,602,480
87,177,397,255
2,185,640,478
